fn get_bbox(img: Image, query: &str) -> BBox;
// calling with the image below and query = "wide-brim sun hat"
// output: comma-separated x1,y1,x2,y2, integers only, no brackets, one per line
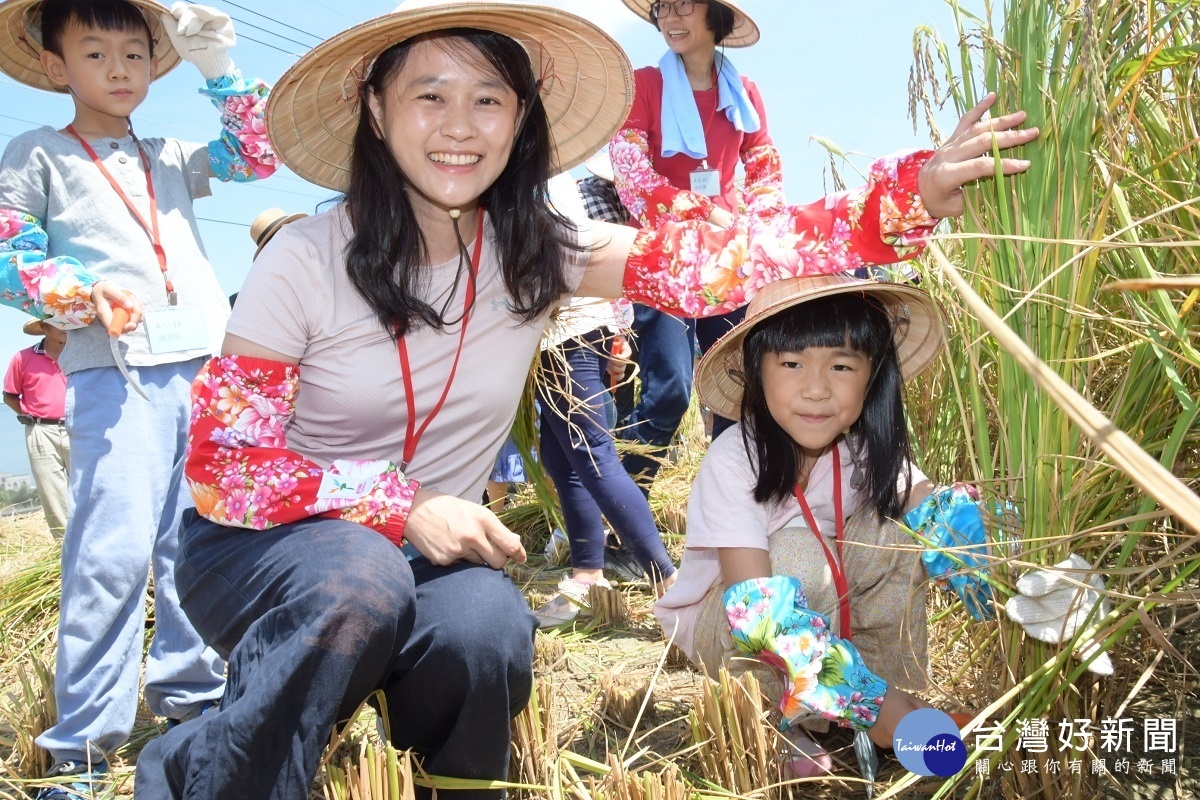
267,0,634,193
621,0,760,48
0,0,181,93
695,272,945,421
250,208,308,257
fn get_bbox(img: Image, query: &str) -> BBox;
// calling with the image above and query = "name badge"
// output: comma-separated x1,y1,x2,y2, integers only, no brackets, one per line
144,307,209,354
689,167,720,197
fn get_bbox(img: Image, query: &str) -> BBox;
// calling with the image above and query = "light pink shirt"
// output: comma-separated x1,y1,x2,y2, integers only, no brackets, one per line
4,343,66,419
654,427,925,656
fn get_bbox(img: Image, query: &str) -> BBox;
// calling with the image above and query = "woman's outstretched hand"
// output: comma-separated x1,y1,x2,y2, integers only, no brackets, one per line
917,92,1040,219
405,488,527,569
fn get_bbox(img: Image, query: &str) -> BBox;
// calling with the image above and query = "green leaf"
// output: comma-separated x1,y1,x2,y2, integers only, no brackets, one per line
1113,43,1200,79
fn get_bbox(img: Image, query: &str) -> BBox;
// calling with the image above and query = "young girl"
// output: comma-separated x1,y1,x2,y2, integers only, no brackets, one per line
656,272,983,778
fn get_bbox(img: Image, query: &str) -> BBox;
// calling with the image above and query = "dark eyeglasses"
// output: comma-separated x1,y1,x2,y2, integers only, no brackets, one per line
650,0,708,20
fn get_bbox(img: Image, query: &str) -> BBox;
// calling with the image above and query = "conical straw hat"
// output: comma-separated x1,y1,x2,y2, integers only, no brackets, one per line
620,0,760,48
695,272,945,421
267,0,634,192
0,0,180,92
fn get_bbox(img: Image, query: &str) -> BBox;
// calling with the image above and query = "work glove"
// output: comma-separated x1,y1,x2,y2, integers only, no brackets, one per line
904,484,995,621
161,3,236,80
1005,554,1113,675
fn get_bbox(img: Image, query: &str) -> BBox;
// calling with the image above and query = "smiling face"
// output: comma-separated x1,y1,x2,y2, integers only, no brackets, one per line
40,20,155,137
656,0,717,60
761,344,872,464
366,37,523,225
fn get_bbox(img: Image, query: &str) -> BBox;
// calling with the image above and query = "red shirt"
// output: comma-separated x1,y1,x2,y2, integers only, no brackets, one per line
624,66,773,214
4,342,67,419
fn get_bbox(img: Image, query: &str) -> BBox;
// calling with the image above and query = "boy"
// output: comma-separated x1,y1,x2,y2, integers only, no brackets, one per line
0,1,276,796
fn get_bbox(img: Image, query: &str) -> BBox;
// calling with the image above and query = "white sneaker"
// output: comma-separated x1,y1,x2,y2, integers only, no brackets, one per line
534,576,612,629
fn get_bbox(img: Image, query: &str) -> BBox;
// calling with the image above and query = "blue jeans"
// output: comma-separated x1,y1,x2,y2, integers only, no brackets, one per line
36,360,225,763
539,330,675,581
621,306,747,484
135,512,536,800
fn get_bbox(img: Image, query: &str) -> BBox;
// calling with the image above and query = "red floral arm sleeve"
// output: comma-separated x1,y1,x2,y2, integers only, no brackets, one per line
186,355,419,545
741,144,786,217
608,128,716,227
622,150,939,317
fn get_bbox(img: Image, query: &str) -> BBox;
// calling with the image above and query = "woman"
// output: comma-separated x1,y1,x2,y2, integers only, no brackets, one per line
612,0,776,489
133,0,1037,797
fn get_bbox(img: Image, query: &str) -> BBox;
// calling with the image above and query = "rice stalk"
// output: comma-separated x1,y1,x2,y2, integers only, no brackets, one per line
685,669,781,798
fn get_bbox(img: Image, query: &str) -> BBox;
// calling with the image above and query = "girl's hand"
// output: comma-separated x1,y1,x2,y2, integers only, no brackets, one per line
92,281,142,334
405,488,527,569
869,686,933,749
917,92,1040,219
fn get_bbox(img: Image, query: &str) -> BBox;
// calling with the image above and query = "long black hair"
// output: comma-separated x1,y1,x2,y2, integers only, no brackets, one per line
344,29,581,337
39,0,154,56
739,293,913,520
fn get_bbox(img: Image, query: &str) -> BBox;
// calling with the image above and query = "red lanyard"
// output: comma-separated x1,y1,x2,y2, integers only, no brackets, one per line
396,211,484,471
67,125,175,304
793,446,852,641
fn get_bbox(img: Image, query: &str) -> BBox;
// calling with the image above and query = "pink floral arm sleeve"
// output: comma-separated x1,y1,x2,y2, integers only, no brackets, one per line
608,128,716,227
187,355,418,545
622,150,938,317
741,144,786,217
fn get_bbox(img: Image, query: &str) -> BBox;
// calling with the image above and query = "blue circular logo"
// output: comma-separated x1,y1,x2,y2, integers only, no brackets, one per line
893,709,967,777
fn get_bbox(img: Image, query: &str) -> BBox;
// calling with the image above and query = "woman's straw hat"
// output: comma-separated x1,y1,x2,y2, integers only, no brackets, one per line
621,0,760,48
267,0,634,193
695,272,945,421
250,208,308,257
0,0,181,92
584,151,615,182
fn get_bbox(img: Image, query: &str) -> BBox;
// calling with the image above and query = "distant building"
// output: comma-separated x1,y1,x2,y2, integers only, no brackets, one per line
0,473,32,492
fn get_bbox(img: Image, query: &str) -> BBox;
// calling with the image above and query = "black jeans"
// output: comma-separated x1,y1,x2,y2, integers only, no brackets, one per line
135,511,536,800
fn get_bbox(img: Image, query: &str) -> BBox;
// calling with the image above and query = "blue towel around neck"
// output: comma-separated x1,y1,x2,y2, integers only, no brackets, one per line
658,50,761,161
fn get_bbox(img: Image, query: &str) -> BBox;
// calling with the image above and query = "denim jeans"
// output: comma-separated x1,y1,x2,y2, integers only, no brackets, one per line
539,330,675,580
36,359,225,763
135,512,536,800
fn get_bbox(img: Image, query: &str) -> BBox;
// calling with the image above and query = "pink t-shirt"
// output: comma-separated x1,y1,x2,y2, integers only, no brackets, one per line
654,427,926,656
4,343,66,419
624,66,773,214
226,205,591,502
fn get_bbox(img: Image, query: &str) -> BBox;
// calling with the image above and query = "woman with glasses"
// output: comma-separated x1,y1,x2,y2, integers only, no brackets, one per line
610,0,779,493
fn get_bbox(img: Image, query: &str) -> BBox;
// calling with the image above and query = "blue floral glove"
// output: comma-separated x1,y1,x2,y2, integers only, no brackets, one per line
904,484,994,621
724,576,889,731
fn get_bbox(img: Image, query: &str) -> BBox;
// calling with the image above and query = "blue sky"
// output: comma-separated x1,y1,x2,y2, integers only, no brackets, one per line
0,0,966,475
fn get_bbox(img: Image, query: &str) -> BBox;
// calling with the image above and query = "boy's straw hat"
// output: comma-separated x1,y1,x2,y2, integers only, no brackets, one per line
250,208,308,257
267,0,634,192
621,0,760,48
695,272,944,421
0,0,181,93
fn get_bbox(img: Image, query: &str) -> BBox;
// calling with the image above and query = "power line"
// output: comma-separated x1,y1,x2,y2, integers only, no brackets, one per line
237,32,306,58
197,215,250,227
229,15,314,51
219,1,326,42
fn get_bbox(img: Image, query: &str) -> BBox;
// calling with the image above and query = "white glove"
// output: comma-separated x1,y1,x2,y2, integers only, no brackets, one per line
1005,554,1113,675
161,3,236,80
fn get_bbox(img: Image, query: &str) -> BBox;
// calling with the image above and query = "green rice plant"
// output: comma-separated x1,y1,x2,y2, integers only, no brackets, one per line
907,0,1200,796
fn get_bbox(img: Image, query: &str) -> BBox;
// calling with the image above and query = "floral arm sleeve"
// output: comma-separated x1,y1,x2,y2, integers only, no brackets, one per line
1,209,99,327
202,71,277,182
904,484,996,621
187,355,419,544
608,128,716,227
622,150,939,318
725,575,889,731
741,143,786,217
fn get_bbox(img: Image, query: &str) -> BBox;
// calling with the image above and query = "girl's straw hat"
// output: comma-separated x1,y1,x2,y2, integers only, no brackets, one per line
0,0,181,93
250,208,308,257
621,0,760,48
696,272,945,421
267,0,634,193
